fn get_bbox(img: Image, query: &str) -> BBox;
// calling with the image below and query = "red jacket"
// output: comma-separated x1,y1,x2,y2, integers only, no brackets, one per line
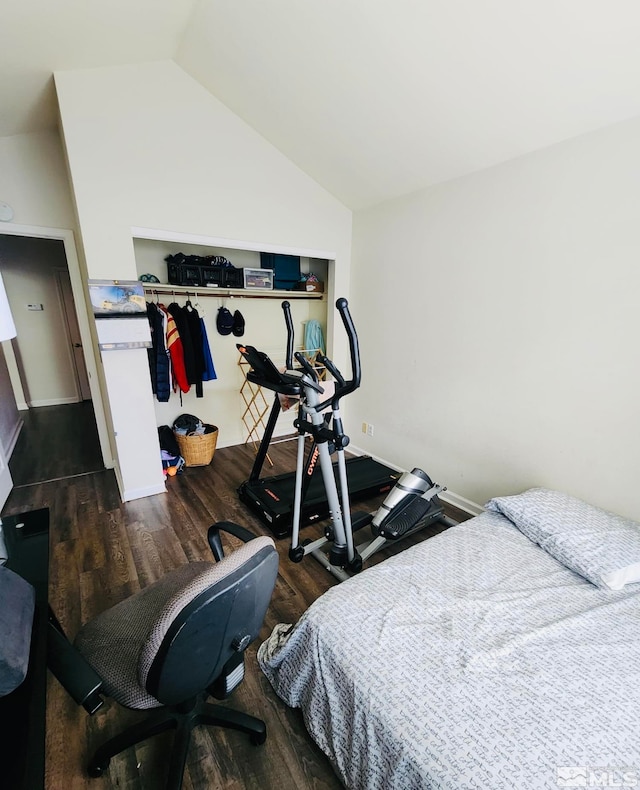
160,305,190,393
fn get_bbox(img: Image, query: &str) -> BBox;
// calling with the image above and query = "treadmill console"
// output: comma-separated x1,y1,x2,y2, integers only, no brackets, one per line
237,344,302,395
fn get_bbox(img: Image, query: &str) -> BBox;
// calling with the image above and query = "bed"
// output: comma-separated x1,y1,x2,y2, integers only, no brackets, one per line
258,488,640,790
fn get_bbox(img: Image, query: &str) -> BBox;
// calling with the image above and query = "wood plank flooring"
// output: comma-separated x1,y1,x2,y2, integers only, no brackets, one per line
9,402,104,487
2,414,468,790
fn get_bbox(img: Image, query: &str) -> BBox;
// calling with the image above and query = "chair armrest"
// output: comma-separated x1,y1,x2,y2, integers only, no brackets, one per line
47,610,104,715
207,522,258,561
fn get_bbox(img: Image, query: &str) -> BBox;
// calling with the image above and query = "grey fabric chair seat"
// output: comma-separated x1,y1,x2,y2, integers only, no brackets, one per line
70,525,278,790
75,560,223,710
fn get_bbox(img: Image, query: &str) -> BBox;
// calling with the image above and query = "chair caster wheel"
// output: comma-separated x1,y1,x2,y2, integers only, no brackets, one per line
250,729,267,746
88,759,110,777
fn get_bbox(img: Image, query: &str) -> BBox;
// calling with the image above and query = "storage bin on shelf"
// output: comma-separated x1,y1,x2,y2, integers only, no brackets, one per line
173,425,219,467
294,279,324,293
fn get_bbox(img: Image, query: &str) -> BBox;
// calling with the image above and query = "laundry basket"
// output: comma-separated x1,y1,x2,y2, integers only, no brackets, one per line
173,425,219,467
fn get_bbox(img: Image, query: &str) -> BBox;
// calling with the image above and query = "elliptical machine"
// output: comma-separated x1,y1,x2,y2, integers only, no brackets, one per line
239,297,455,582
237,303,399,538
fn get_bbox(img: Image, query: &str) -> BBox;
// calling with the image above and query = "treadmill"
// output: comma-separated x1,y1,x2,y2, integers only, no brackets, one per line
237,302,400,539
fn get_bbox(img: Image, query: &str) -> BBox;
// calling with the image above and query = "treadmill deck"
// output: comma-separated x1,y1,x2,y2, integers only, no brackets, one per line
238,455,399,538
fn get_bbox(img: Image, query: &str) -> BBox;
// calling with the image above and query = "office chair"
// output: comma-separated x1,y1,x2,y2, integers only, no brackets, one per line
71,522,278,790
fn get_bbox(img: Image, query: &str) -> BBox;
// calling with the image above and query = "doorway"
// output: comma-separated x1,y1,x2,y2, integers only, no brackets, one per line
0,235,89,407
0,228,111,495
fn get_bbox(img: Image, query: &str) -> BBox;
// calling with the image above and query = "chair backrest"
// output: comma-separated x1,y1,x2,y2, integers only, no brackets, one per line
141,536,278,706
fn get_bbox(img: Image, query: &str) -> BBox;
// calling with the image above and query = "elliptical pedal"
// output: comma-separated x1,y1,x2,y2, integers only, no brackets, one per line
377,489,444,539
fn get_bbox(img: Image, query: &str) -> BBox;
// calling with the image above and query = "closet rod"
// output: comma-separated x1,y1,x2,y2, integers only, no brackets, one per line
142,284,324,301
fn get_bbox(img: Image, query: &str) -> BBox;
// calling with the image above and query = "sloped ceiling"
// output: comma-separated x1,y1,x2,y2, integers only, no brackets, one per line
3,0,640,209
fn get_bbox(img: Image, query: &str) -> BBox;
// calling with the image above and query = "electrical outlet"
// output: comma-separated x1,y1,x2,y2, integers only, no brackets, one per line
362,422,367,434
367,423,374,437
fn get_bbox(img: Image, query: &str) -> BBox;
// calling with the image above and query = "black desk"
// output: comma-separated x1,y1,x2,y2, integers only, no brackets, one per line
0,509,49,790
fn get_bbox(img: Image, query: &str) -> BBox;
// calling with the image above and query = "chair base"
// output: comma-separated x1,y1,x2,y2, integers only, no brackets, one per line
88,695,266,790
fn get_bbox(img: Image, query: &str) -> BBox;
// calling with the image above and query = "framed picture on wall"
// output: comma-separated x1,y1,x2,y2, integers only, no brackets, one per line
88,280,147,317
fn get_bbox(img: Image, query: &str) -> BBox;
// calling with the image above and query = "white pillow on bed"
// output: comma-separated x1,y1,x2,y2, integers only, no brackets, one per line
485,488,640,591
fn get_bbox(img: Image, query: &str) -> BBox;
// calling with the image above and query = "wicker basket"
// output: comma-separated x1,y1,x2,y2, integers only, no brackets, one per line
173,425,218,467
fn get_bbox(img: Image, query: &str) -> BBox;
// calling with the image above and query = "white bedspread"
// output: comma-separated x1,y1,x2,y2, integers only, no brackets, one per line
258,511,640,789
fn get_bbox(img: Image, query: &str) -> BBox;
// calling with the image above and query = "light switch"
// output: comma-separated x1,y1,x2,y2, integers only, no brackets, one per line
27,304,43,311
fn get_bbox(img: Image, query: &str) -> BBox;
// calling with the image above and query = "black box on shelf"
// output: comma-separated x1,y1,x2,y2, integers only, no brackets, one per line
200,266,224,288
166,256,244,289
167,260,201,287
222,267,244,288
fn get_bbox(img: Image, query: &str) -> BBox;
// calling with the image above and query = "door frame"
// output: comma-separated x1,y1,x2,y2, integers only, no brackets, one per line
0,438,12,511
54,267,91,401
0,223,113,470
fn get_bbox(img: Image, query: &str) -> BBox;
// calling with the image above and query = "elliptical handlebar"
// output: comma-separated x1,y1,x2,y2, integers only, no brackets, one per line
318,353,345,388
294,350,320,384
282,301,294,370
279,296,360,411
332,297,361,399
306,298,361,413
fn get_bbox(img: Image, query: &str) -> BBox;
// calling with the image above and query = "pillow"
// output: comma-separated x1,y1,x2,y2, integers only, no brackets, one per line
485,488,640,590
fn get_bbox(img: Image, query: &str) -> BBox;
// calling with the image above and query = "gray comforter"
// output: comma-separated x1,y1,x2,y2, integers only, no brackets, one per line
258,510,640,789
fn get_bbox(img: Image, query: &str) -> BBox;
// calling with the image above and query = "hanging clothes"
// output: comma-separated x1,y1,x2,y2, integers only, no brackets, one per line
184,301,206,397
304,319,325,355
160,303,190,393
168,303,197,390
200,316,217,381
146,302,170,402
168,302,205,398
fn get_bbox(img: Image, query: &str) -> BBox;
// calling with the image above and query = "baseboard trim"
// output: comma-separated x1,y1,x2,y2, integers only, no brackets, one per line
121,481,167,502
438,490,484,517
348,443,483,517
28,397,80,408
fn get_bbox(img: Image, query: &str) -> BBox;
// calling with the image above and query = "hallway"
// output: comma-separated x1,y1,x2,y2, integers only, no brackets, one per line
9,402,103,487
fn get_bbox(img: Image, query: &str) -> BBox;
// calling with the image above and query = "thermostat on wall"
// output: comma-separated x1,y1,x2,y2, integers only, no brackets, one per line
27,304,43,311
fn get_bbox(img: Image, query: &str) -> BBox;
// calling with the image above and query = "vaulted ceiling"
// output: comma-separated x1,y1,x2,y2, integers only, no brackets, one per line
3,0,640,209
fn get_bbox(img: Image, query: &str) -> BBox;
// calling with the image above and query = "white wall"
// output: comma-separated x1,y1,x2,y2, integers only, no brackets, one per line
55,61,352,500
0,130,77,228
351,115,640,521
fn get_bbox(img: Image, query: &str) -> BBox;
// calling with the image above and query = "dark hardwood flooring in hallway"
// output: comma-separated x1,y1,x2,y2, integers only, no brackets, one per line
2,426,466,789
9,402,104,487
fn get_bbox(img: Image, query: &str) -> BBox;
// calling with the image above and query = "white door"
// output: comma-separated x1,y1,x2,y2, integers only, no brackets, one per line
0,440,12,511
56,269,92,401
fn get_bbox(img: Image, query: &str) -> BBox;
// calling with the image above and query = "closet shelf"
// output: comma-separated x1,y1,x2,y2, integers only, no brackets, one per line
142,284,325,300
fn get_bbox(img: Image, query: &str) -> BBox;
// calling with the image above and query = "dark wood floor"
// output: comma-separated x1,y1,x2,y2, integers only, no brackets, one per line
9,402,103,487
2,412,467,790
